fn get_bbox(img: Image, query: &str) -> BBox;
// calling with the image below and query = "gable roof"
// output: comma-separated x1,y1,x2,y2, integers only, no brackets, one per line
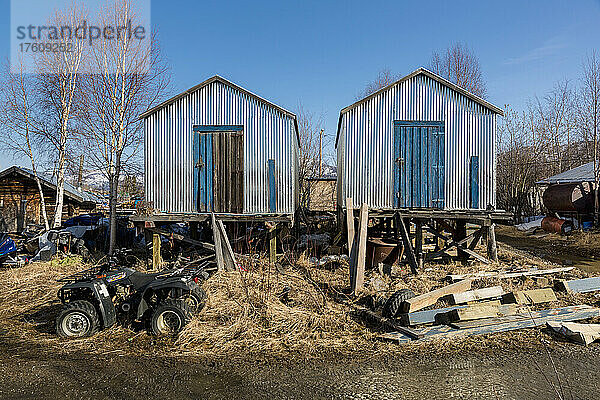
138,75,300,143
537,162,596,185
0,166,100,204
336,67,504,145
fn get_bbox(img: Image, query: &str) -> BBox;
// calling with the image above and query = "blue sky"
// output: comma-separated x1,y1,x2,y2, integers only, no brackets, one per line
1,0,600,169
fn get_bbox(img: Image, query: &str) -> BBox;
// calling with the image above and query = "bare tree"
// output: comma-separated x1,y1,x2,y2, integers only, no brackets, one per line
357,68,400,99
497,106,549,221
34,5,88,228
534,80,576,175
79,0,169,255
579,51,600,225
430,43,487,98
0,58,50,230
295,103,329,208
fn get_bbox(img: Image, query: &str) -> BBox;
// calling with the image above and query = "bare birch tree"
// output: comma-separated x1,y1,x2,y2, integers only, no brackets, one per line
579,51,600,224
357,68,400,98
34,5,88,228
430,43,487,98
0,58,50,230
79,0,169,254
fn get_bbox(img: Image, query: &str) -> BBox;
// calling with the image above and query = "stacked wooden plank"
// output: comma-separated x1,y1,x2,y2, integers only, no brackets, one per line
378,274,600,345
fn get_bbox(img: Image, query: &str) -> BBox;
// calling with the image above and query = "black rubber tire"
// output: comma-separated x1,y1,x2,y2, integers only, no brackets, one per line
149,299,192,336
382,289,416,318
56,300,100,338
185,287,207,313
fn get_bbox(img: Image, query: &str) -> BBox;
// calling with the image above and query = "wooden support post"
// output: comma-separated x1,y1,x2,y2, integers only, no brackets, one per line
487,223,498,262
455,220,467,264
396,213,418,274
212,214,225,271
350,203,368,293
415,219,423,269
152,233,161,270
217,220,237,271
345,197,355,257
268,223,277,264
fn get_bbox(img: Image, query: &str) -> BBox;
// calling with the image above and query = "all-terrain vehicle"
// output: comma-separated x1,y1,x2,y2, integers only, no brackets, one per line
55,259,209,338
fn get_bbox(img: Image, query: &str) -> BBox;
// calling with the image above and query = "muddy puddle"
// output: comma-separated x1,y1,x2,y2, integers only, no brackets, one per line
496,228,600,274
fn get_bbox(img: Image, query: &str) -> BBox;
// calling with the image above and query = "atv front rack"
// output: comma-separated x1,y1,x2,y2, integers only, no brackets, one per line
57,265,114,283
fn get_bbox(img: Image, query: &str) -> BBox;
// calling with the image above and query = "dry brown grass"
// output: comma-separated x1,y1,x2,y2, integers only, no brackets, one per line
0,241,598,362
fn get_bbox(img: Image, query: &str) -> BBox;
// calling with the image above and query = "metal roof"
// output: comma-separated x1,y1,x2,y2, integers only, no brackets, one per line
0,166,100,204
139,75,297,119
336,67,504,146
537,162,596,184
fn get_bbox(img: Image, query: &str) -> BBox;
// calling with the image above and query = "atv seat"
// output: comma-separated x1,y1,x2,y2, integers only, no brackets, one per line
128,271,168,290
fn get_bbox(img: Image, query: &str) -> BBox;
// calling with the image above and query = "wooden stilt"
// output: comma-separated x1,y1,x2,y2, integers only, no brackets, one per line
152,233,161,270
415,219,423,269
268,223,277,264
350,203,368,293
396,213,418,274
455,220,467,264
345,197,355,257
487,223,498,262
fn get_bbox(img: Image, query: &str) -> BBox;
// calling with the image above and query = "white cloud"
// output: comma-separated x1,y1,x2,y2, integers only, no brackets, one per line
504,37,567,65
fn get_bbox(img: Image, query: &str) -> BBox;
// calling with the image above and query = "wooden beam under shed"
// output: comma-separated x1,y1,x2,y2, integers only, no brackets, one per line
152,233,161,270
395,213,418,274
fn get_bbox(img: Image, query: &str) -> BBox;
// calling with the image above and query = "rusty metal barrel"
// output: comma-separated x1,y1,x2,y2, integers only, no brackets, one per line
542,183,594,212
541,216,574,234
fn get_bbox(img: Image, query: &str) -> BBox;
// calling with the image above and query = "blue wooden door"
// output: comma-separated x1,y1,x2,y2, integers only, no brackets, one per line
393,121,445,208
193,125,244,213
193,131,213,212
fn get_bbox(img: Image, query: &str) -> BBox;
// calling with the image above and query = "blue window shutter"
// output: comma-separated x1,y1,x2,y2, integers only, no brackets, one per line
268,159,276,212
470,155,479,209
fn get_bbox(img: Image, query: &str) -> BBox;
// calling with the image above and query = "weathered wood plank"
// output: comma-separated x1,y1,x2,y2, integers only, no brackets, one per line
212,214,225,271
381,305,600,343
556,277,600,294
401,279,472,313
345,197,355,257
451,286,505,304
350,203,368,292
447,267,574,282
502,288,557,305
217,220,236,271
443,302,530,325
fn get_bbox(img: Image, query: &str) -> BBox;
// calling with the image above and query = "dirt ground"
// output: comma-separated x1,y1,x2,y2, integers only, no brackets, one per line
1,227,600,399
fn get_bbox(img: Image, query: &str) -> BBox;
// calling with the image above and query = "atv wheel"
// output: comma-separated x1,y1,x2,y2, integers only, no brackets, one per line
185,287,207,313
382,289,416,318
56,300,99,338
149,299,192,336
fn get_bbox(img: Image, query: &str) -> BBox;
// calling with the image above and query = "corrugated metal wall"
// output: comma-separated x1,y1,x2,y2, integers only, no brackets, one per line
144,80,298,214
337,73,497,210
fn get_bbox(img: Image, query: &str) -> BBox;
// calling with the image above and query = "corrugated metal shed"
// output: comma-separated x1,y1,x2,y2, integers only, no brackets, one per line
537,162,596,184
336,67,503,210
143,76,299,214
